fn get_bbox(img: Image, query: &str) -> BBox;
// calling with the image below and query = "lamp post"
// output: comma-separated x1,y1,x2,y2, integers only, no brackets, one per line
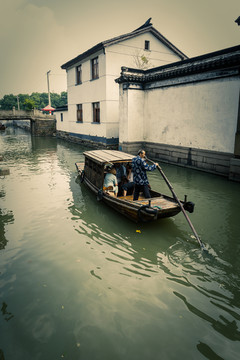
47,70,51,107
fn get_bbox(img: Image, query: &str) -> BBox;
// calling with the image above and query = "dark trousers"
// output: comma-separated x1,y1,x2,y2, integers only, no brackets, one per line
133,184,151,200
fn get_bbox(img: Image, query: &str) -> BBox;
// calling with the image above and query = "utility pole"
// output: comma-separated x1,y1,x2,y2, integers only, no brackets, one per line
47,70,51,106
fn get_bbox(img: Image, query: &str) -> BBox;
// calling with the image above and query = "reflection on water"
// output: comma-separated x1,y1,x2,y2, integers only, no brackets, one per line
0,208,14,250
0,127,240,360
1,302,14,322
197,342,225,360
0,187,14,250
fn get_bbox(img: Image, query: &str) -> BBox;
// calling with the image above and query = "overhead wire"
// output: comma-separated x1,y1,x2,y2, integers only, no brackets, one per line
113,42,181,57
106,49,174,63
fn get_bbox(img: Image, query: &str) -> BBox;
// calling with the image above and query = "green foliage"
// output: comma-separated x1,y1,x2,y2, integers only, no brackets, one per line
133,50,151,70
0,92,68,111
0,94,17,110
23,98,35,110
140,55,149,65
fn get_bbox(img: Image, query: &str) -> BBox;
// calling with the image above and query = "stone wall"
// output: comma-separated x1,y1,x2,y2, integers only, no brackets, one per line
117,45,240,181
56,130,118,149
121,141,233,177
229,158,240,181
31,119,56,136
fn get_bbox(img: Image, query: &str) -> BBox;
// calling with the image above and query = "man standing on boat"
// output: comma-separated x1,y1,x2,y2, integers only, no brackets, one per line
132,150,158,200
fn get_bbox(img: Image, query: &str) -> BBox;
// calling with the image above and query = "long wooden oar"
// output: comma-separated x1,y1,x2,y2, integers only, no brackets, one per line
147,158,205,250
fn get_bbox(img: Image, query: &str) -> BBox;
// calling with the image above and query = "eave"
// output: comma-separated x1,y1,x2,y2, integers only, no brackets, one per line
115,45,240,85
61,23,188,70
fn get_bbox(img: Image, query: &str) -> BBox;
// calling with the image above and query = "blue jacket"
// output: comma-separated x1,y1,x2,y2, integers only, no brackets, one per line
132,156,156,185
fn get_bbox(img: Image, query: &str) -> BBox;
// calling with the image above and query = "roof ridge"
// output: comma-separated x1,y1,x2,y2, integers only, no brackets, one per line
135,18,153,31
102,21,153,47
115,45,240,84
61,20,187,69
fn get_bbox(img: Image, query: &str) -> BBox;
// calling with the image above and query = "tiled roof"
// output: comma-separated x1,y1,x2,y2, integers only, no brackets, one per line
53,105,68,112
115,45,240,85
61,21,188,69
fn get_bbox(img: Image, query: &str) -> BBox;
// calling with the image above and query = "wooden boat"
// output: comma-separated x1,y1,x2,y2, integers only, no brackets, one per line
75,150,195,223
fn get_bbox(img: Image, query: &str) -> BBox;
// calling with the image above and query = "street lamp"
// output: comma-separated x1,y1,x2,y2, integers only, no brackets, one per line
47,70,51,107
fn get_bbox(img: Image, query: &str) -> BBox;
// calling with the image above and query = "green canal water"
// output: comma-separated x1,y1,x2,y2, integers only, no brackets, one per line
0,127,240,360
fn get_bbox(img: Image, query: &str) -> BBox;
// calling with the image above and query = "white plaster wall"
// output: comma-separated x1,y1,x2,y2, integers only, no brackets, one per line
104,32,183,141
105,75,119,138
67,102,107,138
105,100,119,138
56,111,69,132
122,88,144,143
118,85,128,143
65,50,107,138
145,77,239,153
63,32,184,141
66,50,104,89
105,32,182,76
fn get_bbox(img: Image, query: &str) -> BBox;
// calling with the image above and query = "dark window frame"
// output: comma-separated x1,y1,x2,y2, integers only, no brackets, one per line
144,40,150,51
60,113,63,122
76,104,83,122
92,102,100,123
76,64,82,85
91,57,99,80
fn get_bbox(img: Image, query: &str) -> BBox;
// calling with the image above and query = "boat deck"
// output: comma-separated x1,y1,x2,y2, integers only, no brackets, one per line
76,162,179,211
118,195,179,210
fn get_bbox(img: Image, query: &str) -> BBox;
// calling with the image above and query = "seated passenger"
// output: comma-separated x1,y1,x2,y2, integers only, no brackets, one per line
115,163,127,196
115,163,127,183
122,163,134,196
103,166,118,197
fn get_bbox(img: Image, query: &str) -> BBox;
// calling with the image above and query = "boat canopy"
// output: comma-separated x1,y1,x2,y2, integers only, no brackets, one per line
83,150,134,165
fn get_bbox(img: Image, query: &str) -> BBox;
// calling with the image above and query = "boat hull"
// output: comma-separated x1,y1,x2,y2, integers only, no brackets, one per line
76,163,182,223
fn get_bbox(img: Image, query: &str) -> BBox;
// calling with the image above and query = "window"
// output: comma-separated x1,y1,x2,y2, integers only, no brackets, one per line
76,65,82,84
77,104,83,122
92,102,100,123
91,57,99,80
145,40,150,50
60,113,63,122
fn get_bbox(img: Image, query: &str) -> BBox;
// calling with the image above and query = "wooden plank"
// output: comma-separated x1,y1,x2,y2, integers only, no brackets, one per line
83,151,108,164
99,149,134,162
117,195,179,210
83,150,134,164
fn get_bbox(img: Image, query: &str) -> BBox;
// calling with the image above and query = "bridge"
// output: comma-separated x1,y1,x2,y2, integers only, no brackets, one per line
0,109,56,136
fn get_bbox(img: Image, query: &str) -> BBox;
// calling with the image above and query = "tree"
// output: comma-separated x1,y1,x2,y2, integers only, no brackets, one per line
0,94,17,110
0,91,68,111
23,98,35,110
30,93,41,109
60,91,67,105
18,94,29,110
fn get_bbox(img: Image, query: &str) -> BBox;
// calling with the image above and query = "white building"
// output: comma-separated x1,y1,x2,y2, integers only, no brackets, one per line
56,19,187,147
116,45,240,181
56,20,240,181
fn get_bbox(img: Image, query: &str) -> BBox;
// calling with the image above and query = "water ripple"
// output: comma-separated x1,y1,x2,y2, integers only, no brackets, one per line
1,129,240,360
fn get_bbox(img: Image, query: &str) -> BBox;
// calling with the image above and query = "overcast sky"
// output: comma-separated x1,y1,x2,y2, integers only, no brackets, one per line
0,0,239,97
